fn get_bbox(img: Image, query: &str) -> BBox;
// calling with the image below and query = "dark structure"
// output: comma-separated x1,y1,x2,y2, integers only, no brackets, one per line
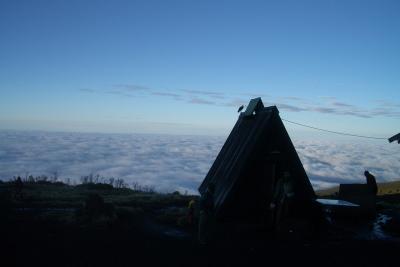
338,184,376,217
199,98,316,226
388,133,400,144
338,172,378,217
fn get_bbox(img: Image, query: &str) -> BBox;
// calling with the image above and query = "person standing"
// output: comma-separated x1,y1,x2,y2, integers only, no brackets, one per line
365,170,378,195
187,199,196,226
198,183,215,245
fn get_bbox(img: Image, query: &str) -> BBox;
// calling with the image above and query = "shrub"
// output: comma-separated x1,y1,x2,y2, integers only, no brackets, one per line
114,178,126,189
172,191,181,196
131,182,155,193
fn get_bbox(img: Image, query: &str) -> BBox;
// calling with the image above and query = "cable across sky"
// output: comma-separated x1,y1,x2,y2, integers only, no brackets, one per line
282,119,388,140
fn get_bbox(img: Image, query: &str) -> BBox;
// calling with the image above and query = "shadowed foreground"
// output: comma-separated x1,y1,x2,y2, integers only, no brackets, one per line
1,182,400,266
2,220,399,267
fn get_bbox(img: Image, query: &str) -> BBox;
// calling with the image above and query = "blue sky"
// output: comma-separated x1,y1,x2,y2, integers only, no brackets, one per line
1,0,399,137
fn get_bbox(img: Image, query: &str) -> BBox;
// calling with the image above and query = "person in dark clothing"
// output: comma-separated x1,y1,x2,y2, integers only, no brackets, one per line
365,170,378,195
198,183,215,244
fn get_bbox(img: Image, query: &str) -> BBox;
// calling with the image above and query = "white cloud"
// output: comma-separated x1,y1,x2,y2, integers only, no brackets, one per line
294,139,400,190
0,131,223,194
0,131,399,193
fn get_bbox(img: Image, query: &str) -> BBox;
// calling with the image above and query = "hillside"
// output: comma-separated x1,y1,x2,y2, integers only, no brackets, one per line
316,180,400,197
1,180,400,266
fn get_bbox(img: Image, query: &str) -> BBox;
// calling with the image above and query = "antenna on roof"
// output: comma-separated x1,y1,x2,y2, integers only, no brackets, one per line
243,97,264,117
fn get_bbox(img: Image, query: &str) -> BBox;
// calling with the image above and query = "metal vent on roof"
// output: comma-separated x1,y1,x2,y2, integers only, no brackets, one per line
243,97,264,117
389,133,400,144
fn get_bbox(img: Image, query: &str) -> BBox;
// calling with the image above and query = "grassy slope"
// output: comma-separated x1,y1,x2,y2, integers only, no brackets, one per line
0,182,201,266
0,182,195,208
0,181,198,230
316,180,400,197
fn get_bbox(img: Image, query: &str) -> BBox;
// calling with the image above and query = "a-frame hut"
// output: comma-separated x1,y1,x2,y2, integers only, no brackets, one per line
199,98,316,225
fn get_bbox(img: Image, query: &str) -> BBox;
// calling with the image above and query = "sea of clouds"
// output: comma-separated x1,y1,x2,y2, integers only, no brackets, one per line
0,130,399,194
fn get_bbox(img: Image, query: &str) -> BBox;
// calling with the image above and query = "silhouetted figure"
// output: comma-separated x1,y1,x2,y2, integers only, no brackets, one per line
198,183,215,245
237,105,244,113
14,176,23,199
365,170,378,195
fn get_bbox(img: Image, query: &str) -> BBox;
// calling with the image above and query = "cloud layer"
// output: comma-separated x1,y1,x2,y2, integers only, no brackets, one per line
0,131,399,193
294,139,400,190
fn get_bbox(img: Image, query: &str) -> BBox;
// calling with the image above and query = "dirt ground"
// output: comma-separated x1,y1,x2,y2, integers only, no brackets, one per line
2,209,400,267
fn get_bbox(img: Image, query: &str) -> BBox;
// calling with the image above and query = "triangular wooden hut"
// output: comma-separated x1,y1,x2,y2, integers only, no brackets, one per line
199,98,316,225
